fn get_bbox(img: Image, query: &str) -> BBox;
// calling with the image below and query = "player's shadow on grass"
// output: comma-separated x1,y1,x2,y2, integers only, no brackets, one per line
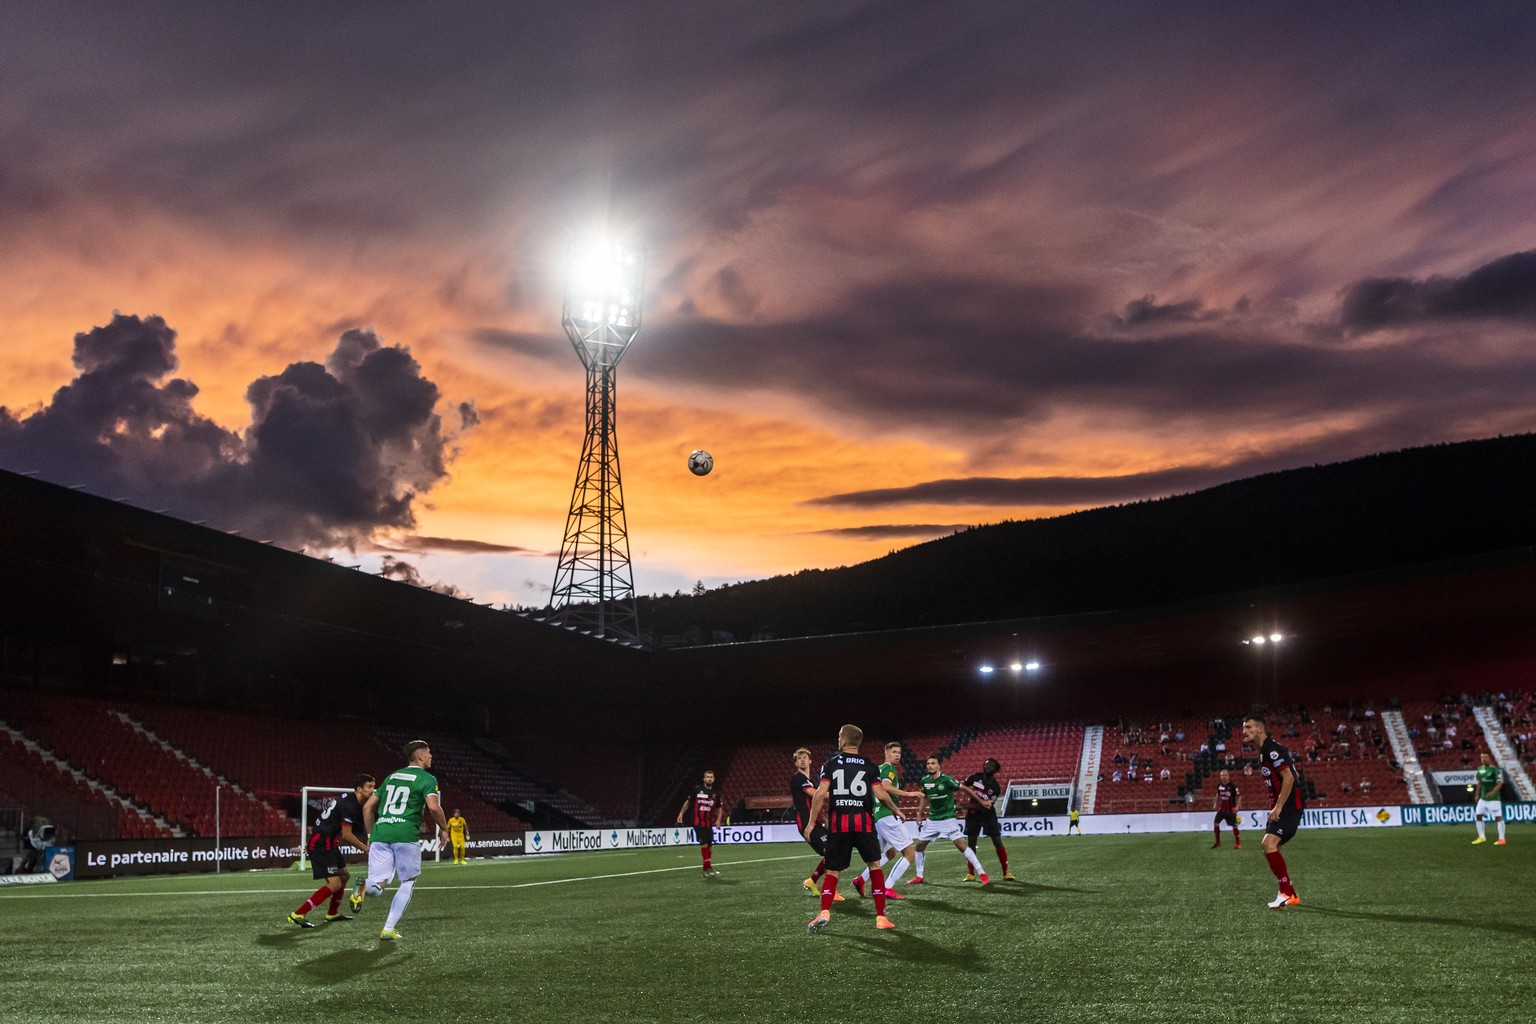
900,897,1005,921
840,932,986,972
983,880,1093,899
1304,905,1536,939
293,946,403,985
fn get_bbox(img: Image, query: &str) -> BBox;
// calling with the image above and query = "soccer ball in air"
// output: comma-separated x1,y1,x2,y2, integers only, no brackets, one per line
687,450,714,476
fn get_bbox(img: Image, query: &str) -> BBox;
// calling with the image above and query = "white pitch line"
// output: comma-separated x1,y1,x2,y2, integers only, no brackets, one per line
0,853,807,900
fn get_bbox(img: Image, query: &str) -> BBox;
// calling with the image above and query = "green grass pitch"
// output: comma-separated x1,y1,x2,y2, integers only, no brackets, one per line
3,826,1532,1024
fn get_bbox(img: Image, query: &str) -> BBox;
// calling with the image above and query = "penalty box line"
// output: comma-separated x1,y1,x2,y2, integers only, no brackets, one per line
0,852,808,900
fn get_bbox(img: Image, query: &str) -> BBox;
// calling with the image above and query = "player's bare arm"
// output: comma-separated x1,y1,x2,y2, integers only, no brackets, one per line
675,797,690,825
363,793,380,834
427,792,451,850
340,822,369,854
804,779,831,839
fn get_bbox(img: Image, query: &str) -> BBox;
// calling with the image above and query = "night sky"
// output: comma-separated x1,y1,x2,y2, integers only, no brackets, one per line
3,3,1535,604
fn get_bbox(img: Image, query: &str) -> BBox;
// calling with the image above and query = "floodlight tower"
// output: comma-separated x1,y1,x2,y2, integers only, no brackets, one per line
549,240,645,642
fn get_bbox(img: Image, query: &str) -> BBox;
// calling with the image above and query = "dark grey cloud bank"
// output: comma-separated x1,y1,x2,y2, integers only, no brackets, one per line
0,315,468,548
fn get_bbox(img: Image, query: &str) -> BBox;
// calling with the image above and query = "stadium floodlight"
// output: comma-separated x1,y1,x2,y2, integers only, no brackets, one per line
1025,660,1041,672
979,663,995,675
549,236,646,643
1269,632,1284,642
1009,661,1023,673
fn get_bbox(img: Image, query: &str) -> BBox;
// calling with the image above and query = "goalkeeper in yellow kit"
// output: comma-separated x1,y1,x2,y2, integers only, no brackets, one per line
448,809,469,864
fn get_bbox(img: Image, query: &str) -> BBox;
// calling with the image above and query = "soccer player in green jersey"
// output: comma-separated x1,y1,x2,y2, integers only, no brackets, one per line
1471,751,1507,845
855,741,920,898
363,739,450,940
911,755,988,884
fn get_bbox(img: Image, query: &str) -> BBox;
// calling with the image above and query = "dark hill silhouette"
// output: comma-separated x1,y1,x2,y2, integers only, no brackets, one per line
635,433,1536,643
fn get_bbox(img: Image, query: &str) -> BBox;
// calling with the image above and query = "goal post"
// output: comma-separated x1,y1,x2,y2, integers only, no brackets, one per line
298,785,443,869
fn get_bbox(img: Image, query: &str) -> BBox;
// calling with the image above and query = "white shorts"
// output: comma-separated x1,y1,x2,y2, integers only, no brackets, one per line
917,817,964,843
875,815,912,854
1474,798,1504,820
367,841,423,890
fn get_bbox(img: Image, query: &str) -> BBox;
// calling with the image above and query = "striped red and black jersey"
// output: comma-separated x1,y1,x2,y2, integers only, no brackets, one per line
311,791,365,849
1258,738,1306,810
790,770,818,829
818,752,876,833
685,785,720,827
1216,782,1239,814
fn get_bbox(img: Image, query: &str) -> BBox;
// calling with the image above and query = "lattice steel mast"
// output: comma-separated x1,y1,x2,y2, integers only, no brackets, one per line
549,242,644,642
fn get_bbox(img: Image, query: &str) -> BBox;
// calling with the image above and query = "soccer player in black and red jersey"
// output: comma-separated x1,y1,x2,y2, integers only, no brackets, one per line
677,769,724,877
288,773,374,928
803,724,902,933
791,746,844,900
1241,715,1305,908
963,758,1014,881
1211,768,1242,849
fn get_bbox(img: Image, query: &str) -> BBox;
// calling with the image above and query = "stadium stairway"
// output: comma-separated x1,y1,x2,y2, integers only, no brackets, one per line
372,728,587,830
0,720,176,838
1472,705,1536,800
1380,709,1435,803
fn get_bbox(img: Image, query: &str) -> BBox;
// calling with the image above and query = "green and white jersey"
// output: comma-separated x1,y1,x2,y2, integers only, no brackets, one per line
873,762,900,821
371,765,439,843
1476,763,1502,801
921,773,961,821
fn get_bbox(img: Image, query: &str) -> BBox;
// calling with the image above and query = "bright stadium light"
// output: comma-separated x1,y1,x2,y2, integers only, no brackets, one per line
1269,632,1284,642
979,663,995,676
1025,660,1041,672
549,235,647,643
1009,661,1023,673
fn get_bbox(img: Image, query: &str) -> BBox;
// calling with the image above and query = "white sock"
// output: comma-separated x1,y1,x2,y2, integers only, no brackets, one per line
914,851,925,876
1497,818,1506,840
1476,818,1487,839
384,878,415,930
366,878,387,898
963,847,985,874
886,855,910,887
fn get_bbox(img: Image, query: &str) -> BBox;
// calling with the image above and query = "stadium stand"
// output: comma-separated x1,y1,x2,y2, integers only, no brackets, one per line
0,722,173,838
0,691,290,836
122,704,528,834
372,728,583,829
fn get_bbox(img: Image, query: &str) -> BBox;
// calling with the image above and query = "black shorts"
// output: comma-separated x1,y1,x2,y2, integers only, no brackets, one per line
804,823,829,857
1213,811,1238,827
692,825,716,847
824,830,881,873
309,844,345,880
965,812,1002,843
1265,805,1303,846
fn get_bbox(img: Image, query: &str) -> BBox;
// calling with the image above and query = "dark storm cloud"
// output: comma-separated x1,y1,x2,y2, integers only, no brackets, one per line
1340,250,1536,332
0,315,470,548
809,416,1491,510
1109,296,1220,330
392,535,535,555
641,273,1536,439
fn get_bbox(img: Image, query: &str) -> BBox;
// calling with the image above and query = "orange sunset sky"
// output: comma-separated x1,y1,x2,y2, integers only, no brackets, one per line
3,4,1536,606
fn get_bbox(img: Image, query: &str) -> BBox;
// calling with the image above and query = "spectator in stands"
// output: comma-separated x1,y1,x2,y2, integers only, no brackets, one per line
1159,766,1171,781
1360,778,1371,795
1175,730,1186,743
1112,769,1123,783
20,819,53,874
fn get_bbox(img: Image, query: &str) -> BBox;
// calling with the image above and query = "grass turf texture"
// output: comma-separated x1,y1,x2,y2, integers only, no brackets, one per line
2,826,1532,1024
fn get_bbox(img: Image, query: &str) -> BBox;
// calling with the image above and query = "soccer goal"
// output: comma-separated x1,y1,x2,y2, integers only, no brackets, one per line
297,786,354,870
297,786,442,868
